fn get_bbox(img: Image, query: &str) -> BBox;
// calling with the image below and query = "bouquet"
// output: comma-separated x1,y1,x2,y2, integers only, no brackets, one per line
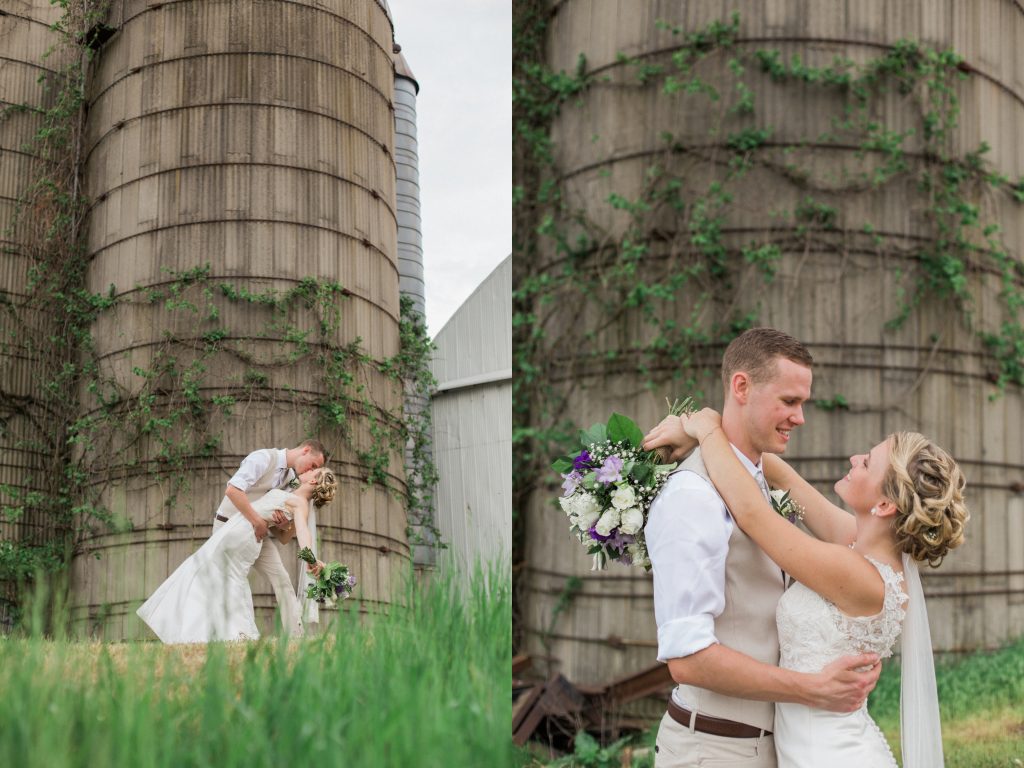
297,547,357,604
551,398,695,570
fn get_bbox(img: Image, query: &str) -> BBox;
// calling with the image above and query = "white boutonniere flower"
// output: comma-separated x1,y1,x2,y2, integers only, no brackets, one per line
770,488,805,523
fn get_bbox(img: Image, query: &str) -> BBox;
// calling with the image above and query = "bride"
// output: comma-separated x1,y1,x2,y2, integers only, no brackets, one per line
646,409,968,768
137,467,337,643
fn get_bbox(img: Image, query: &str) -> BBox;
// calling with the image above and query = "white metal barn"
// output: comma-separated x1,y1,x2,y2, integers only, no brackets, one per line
430,256,512,578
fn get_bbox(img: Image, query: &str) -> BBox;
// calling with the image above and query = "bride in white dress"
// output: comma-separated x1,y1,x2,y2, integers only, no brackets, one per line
665,409,968,768
137,467,337,643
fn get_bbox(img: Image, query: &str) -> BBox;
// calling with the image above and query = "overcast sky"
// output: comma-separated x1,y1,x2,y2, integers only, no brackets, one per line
386,0,512,339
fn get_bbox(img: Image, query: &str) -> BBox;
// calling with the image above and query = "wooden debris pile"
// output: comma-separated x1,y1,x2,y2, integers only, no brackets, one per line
512,655,674,750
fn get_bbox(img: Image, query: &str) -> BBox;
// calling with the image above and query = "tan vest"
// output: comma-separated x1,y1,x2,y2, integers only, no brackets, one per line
672,449,785,732
215,449,283,519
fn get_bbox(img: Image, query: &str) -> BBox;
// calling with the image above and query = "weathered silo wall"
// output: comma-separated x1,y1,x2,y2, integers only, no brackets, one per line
522,0,1024,685
69,0,409,639
0,0,67,623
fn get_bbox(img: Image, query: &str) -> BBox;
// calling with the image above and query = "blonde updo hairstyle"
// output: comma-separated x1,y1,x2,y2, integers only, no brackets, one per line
310,467,337,508
882,432,968,567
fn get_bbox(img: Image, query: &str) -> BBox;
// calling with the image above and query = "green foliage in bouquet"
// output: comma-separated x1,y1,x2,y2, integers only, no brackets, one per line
550,398,695,570
297,547,356,603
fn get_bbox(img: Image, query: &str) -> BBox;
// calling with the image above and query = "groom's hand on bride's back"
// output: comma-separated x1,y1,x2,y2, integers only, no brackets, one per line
810,653,882,713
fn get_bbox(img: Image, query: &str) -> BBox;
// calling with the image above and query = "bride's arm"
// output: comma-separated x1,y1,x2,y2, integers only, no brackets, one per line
642,415,698,462
686,410,884,617
762,454,856,546
287,499,324,574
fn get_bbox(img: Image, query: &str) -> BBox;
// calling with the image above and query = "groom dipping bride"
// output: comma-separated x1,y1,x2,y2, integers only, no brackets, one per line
137,440,337,643
642,328,968,768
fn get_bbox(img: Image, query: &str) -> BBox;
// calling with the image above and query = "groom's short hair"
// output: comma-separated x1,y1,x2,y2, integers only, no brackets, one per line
721,327,813,389
299,438,328,460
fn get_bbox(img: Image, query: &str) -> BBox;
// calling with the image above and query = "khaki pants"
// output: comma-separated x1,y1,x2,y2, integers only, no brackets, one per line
655,712,776,768
213,517,303,637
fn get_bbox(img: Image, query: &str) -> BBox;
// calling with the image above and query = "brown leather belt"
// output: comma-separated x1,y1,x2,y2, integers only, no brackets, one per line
215,514,230,523
667,698,770,739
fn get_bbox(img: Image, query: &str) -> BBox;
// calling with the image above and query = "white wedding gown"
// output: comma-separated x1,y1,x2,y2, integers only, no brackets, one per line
774,556,908,767
137,489,297,643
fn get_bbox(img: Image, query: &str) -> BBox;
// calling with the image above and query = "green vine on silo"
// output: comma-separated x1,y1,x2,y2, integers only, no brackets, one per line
513,6,1024,654
0,1,443,610
0,0,108,591
382,296,441,547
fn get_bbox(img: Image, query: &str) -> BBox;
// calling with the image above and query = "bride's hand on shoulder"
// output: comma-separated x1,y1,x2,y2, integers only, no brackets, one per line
642,415,695,462
683,408,722,442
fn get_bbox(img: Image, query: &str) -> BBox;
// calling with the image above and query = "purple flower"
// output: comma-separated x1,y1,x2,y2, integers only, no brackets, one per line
561,470,583,496
589,527,634,550
335,583,345,595
595,455,623,484
604,530,634,551
573,450,593,471
348,574,357,587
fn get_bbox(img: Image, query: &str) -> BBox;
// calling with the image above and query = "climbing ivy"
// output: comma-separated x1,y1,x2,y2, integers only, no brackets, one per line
0,0,441,619
513,6,1024,651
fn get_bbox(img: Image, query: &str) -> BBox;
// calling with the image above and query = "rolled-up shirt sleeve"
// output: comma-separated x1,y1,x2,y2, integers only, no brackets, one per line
645,471,732,662
227,450,275,492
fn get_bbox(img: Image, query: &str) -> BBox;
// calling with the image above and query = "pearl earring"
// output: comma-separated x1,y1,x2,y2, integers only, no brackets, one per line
869,507,878,516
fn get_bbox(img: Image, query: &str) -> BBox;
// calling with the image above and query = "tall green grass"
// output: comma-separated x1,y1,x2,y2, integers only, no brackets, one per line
868,636,1024,767
0,564,513,768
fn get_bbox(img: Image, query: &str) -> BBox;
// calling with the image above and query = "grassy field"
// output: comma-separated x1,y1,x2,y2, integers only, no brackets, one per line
516,637,1024,767
869,636,1024,767
0,566,513,768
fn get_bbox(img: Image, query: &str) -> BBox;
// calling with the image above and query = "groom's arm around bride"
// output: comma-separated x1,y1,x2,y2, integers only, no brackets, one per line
213,440,327,636
643,328,880,768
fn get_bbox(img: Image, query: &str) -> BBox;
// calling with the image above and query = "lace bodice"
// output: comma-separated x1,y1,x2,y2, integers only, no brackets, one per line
777,556,908,673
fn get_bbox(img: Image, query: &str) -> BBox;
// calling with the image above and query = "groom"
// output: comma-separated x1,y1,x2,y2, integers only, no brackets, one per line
642,328,880,767
213,439,327,634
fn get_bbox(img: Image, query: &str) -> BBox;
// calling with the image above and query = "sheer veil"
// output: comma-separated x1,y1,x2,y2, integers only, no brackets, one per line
297,506,320,626
899,552,943,768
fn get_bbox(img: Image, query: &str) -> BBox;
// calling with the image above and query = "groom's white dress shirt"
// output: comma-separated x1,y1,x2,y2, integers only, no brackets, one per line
646,444,767,663
228,449,292,493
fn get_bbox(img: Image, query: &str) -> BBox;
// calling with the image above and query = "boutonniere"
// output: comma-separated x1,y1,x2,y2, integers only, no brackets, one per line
286,471,300,490
770,488,805,523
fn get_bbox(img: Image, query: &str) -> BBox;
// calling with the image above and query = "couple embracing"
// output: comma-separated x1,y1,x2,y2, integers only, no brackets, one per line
642,328,969,768
138,440,338,643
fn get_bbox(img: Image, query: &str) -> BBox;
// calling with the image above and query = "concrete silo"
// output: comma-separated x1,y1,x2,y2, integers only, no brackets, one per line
0,0,67,624
522,0,1024,686
394,47,425,318
391,44,436,566
69,0,409,638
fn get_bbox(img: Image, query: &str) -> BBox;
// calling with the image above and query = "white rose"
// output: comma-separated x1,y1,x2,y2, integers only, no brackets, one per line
558,496,575,515
770,489,785,505
572,493,600,527
619,506,644,535
610,484,636,510
594,508,620,537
